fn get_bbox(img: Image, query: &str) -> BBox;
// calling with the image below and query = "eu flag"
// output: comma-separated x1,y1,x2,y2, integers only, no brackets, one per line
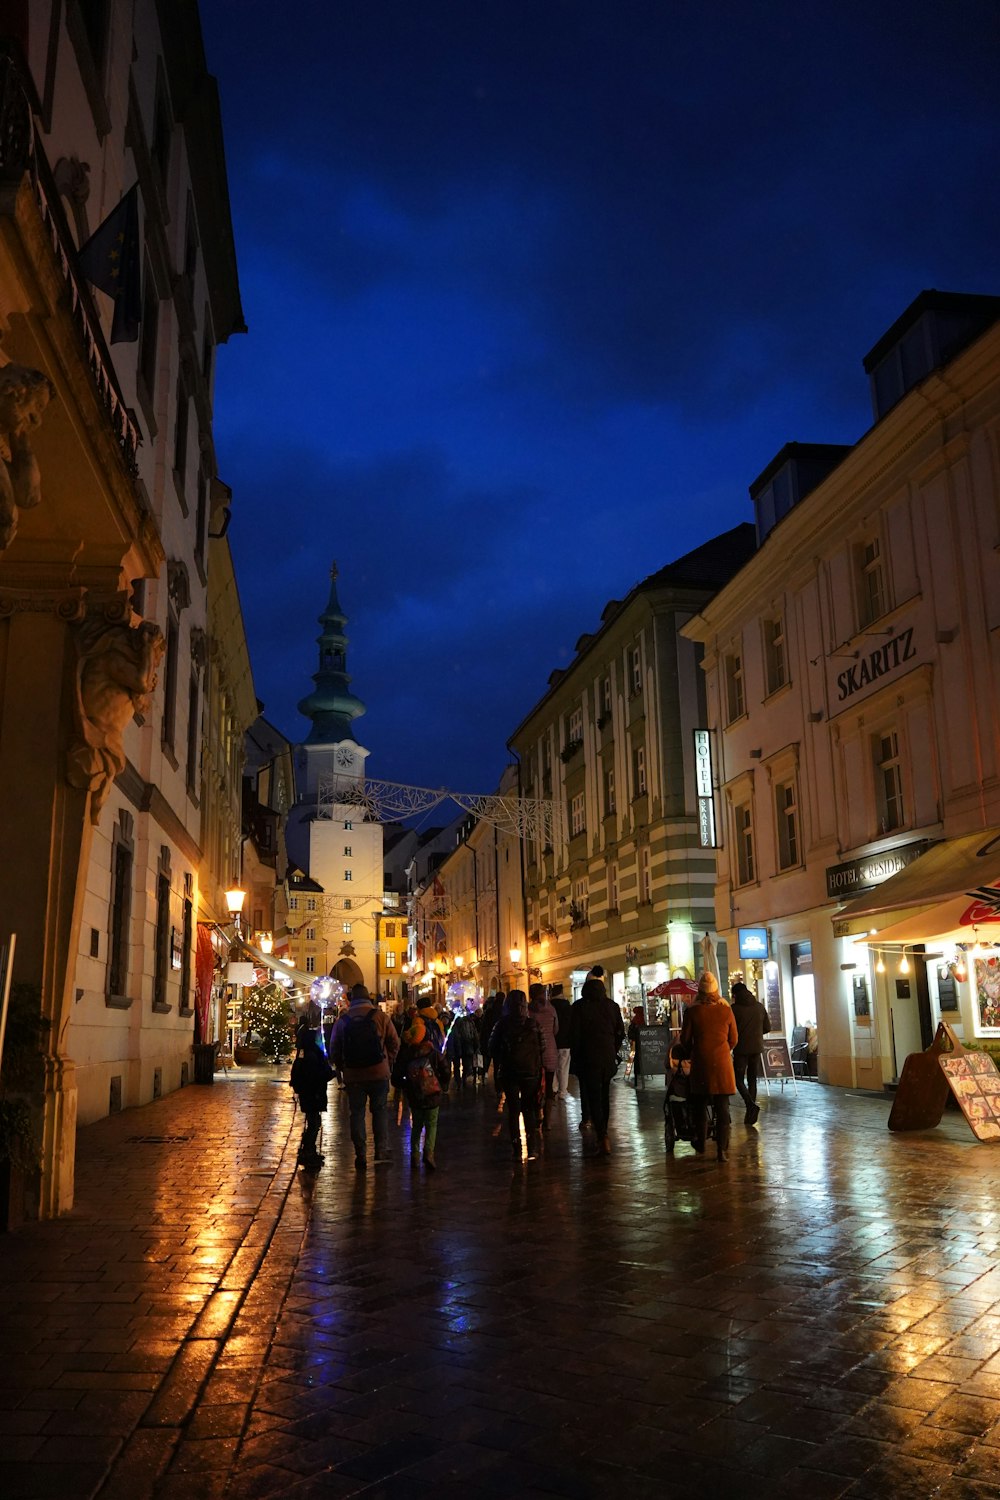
77,184,141,344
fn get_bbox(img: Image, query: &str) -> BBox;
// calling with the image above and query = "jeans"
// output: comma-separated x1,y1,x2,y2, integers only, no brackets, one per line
346,1078,390,1162
734,1055,759,1109
555,1048,571,1096
579,1066,613,1139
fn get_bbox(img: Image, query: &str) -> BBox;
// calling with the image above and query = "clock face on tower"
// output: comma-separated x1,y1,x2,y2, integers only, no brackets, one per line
336,746,355,768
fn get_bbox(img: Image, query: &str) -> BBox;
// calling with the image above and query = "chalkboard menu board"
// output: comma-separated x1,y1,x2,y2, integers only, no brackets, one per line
761,1037,794,1080
636,1025,671,1082
764,968,782,1032
940,1053,1000,1141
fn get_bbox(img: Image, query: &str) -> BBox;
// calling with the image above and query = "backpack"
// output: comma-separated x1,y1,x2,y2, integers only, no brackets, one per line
406,1051,442,1104
340,1009,385,1069
506,1022,541,1081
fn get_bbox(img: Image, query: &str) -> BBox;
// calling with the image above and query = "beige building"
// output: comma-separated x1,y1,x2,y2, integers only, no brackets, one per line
0,3,244,1216
508,529,754,1007
683,290,1000,1088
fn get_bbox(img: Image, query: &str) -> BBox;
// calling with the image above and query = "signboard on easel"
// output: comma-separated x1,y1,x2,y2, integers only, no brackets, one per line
760,1036,796,1093
889,1022,1000,1141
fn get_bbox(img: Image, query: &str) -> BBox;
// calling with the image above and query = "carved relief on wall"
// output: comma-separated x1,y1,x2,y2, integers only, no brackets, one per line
0,363,55,554
67,607,165,823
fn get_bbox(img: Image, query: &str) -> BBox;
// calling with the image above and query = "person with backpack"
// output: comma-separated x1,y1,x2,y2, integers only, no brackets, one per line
478,990,505,1082
289,1020,335,1168
569,976,625,1156
489,990,544,1160
391,1013,451,1170
446,1002,479,1088
330,983,399,1171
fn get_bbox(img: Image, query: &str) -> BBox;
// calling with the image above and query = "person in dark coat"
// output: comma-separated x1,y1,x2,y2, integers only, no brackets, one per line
446,1004,479,1087
289,1022,335,1168
680,972,737,1162
568,977,625,1155
730,980,771,1126
548,983,573,1098
479,990,505,1082
489,990,544,1159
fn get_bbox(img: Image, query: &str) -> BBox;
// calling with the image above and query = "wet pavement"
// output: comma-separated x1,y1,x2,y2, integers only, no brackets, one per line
2,1067,1000,1498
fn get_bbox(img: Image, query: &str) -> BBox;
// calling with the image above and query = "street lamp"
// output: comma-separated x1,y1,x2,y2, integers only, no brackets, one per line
259,931,273,954
225,885,246,934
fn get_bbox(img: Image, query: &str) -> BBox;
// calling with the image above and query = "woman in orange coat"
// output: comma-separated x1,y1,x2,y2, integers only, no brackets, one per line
680,972,738,1162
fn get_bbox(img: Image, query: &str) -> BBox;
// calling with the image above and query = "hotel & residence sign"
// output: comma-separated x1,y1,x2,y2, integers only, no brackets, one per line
826,838,932,901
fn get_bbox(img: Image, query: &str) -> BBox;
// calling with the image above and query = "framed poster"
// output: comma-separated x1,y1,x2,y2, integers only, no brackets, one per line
939,1052,1000,1142
761,1037,794,1080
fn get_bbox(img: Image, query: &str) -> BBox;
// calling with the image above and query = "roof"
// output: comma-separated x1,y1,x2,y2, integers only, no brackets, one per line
863,289,1000,373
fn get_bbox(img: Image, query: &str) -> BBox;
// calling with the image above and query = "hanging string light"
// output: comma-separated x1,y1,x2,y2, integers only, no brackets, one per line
898,952,910,976
875,953,886,975
953,951,968,983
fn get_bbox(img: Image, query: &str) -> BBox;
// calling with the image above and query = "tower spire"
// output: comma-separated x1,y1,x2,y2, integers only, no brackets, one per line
296,561,366,744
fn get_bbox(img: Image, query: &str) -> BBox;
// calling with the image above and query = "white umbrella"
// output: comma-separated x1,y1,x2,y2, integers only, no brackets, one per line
700,931,720,983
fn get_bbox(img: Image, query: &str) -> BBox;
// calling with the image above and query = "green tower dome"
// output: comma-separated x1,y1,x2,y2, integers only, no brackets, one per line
296,563,367,744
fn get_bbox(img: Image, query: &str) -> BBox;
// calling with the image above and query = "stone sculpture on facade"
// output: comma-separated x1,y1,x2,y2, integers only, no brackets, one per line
67,612,165,822
0,363,55,553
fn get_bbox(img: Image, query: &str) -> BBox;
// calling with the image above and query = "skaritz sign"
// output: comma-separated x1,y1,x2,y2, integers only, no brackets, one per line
836,626,916,702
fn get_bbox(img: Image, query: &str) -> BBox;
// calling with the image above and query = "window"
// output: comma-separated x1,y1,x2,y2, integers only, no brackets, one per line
306,897,317,911
180,877,193,1012
78,0,111,66
602,676,612,716
608,862,619,912
152,76,172,185
305,955,316,974
639,846,651,903
186,672,199,795
633,744,647,796
342,922,352,934
775,779,799,870
570,792,585,837
288,895,299,911
344,870,352,882
344,898,352,911
385,951,397,969
305,927,316,942
162,613,179,751
107,811,134,999
343,845,352,856
153,847,171,1008
569,706,583,742
344,820,353,831
571,879,589,923
604,765,616,815
385,922,396,938
630,645,642,695
138,255,159,398
875,730,905,833
173,373,189,483
724,651,745,723
194,469,208,571
734,801,756,886
858,536,887,628
763,616,787,695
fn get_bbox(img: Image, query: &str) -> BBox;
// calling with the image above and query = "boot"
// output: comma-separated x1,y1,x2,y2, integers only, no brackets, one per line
423,1150,437,1171
600,1135,611,1155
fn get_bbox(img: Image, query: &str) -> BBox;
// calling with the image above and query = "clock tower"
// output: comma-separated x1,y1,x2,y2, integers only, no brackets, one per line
286,564,385,996
295,562,369,797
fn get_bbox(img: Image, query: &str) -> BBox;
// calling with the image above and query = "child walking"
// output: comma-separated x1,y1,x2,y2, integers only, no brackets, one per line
290,1021,335,1168
391,1014,450,1170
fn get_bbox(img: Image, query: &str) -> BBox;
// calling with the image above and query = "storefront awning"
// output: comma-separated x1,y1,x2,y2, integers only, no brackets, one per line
241,941,317,989
835,827,1000,939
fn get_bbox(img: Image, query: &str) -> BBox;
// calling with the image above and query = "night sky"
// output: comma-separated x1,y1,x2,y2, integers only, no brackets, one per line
198,0,999,796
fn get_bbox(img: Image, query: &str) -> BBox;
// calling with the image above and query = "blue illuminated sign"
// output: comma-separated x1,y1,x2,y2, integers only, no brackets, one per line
738,927,769,960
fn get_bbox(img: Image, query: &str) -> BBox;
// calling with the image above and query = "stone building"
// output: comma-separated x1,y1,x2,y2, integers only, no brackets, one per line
683,290,1000,1088
0,2,244,1216
508,528,755,1006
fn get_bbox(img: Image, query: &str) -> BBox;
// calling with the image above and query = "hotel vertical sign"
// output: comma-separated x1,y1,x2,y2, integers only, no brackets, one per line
694,729,717,848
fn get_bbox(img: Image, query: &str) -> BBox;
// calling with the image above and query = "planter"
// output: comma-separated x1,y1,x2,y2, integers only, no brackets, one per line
233,1044,261,1066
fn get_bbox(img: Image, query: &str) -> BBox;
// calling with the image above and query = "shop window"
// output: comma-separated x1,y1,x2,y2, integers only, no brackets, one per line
775,778,800,870
763,615,787,695
734,801,756,886
724,650,745,723
874,730,905,833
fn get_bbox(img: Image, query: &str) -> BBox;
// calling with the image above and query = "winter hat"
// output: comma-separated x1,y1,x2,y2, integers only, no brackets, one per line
350,983,371,1002
697,972,720,999
404,1017,427,1046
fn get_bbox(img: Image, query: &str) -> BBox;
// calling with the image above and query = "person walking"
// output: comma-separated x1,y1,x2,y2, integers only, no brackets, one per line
289,1020,335,1168
330,983,399,1171
528,983,559,1129
568,975,625,1155
391,1012,451,1170
680,972,738,1162
446,1003,479,1088
548,982,572,1098
731,980,771,1126
489,990,544,1160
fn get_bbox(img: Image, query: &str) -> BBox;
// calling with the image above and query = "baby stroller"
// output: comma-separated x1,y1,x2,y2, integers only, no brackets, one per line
663,1045,716,1152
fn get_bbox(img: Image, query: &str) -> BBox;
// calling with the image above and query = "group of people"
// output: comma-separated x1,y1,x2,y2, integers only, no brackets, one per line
288,968,627,1171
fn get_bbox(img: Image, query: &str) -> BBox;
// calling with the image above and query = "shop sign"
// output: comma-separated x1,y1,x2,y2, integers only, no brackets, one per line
693,729,716,848
738,926,769,959
826,838,932,901
835,625,917,703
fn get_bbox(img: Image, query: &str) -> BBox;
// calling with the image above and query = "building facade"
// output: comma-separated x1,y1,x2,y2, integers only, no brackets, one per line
683,290,1000,1088
509,528,755,1006
0,1,244,1214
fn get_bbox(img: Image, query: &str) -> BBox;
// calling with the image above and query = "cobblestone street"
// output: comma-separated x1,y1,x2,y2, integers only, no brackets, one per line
3,1070,1000,1498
